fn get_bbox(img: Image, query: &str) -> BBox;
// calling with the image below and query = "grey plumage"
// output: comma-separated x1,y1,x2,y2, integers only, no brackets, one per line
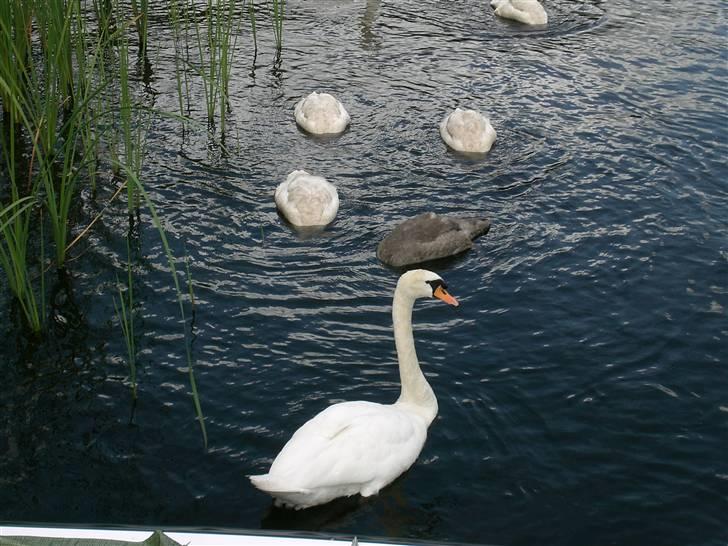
377,212,491,267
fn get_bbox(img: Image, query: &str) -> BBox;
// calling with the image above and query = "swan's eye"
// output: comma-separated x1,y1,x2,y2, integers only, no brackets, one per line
426,279,446,295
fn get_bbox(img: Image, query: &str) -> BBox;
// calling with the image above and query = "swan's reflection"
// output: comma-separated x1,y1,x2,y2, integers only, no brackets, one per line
259,473,434,535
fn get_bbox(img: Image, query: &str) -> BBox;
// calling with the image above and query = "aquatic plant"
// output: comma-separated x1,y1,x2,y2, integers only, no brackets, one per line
190,0,240,131
117,28,147,216
0,0,103,274
0,2,32,122
248,0,259,54
174,0,279,132
272,0,285,51
0,0,283,444
113,241,137,399
129,0,149,58
119,167,209,448
0,194,43,332
169,0,193,118
0,2,44,331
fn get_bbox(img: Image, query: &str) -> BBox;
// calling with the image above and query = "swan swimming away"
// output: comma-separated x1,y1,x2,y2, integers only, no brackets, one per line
249,269,459,509
490,0,548,25
274,170,339,227
439,108,497,154
294,92,351,135
377,212,491,267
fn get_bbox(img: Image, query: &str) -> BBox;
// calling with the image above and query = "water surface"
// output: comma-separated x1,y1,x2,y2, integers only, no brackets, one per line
1,1,727,545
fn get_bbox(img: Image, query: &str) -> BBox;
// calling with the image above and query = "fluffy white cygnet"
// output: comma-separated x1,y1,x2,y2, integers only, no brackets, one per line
439,108,497,154
294,92,350,135
490,0,548,25
274,170,339,227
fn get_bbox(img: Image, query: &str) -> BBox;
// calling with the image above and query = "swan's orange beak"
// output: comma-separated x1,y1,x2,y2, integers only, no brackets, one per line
434,285,459,307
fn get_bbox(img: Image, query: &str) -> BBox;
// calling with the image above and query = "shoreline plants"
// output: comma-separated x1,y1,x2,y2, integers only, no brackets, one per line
0,0,286,449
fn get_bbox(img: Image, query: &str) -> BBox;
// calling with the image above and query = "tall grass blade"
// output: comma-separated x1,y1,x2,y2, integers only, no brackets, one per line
247,0,258,54
272,0,285,51
113,238,137,399
118,165,208,449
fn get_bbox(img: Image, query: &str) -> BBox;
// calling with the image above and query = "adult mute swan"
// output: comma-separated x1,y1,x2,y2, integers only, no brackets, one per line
490,0,548,25
275,170,339,227
439,108,497,153
294,92,350,135
250,269,459,509
377,212,491,267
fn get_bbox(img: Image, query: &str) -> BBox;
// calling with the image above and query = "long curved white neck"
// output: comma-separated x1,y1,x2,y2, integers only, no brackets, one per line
392,289,438,426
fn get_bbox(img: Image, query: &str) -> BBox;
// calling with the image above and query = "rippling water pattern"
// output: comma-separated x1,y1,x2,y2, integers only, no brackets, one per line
1,1,727,545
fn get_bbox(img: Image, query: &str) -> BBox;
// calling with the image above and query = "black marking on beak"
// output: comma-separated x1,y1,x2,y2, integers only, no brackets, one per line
426,279,447,295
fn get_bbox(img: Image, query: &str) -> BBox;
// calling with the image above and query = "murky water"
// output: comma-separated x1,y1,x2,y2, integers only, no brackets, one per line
2,1,727,545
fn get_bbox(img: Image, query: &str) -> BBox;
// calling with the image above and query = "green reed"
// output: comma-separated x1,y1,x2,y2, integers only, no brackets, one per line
0,0,283,443
92,0,117,42
34,0,75,104
185,254,196,311
0,2,31,122
0,3,137,327
31,0,114,268
73,1,105,193
119,166,208,448
248,0,258,53
113,240,137,399
169,0,192,118
271,0,285,51
118,31,143,215
0,2,41,331
190,0,239,130
129,0,149,58
0,194,43,332
217,0,237,134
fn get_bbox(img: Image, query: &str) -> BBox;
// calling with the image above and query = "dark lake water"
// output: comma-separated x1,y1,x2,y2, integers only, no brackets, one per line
2,1,727,544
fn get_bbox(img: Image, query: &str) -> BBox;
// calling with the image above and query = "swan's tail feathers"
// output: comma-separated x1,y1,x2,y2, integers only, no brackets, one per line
249,474,310,495
249,474,315,509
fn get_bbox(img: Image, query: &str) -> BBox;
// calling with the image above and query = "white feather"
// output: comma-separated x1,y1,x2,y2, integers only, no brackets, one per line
251,401,427,508
274,170,339,227
439,108,497,153
294,92,350,135
490,0,548,25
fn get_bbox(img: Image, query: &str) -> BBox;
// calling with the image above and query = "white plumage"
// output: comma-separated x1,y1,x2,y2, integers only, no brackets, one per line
250,269,460,509
439,108,497,153
274,170,339,227
294,92,350,135
490,0,548,25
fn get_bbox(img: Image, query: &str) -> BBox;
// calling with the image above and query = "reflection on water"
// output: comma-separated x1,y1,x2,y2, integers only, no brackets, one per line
1,0,727,545
361,0,382,51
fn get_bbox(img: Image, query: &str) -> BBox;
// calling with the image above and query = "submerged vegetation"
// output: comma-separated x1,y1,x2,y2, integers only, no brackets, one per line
0,0,286,448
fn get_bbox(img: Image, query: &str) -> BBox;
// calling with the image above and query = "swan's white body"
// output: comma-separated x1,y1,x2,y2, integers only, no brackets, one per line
274,170,339,227
439,108,496,153
250,270,459,509
294,92,350,135
490,0,548,25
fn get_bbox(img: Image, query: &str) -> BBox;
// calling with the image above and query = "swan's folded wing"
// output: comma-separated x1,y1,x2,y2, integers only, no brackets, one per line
267,401,427,490
377,213,478,266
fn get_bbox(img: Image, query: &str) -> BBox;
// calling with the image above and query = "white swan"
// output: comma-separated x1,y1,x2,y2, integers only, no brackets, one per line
439,108,497,154
274,170,339,227
490,0,548,25
250,269,459,509
294,92,350,135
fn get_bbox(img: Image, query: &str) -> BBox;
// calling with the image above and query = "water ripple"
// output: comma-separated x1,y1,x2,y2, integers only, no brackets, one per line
2,0,727,544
